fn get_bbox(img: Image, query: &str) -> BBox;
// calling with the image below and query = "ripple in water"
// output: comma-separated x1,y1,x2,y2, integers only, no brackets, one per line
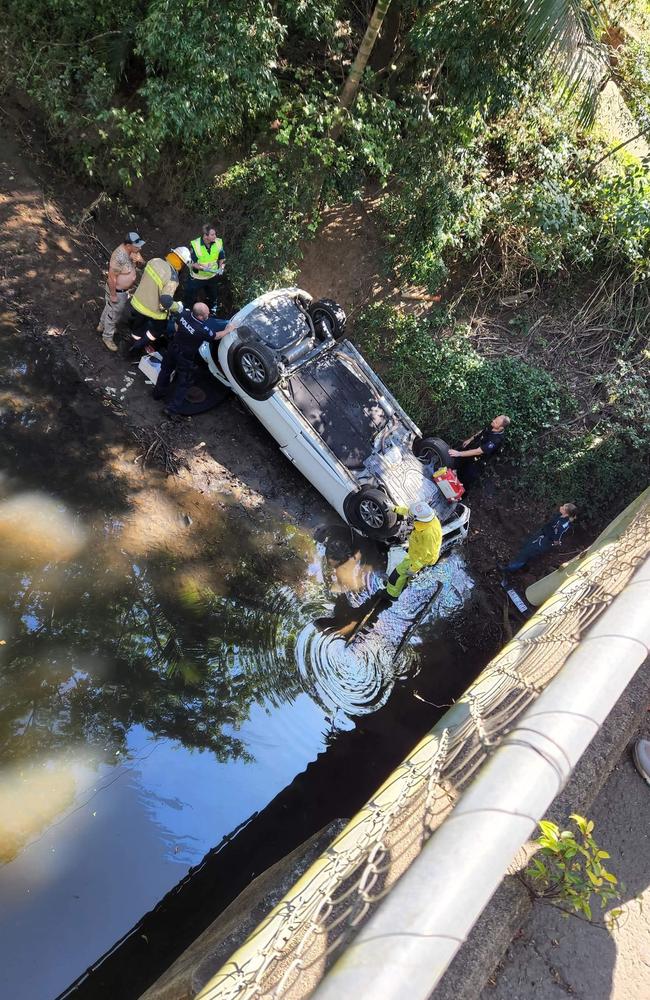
297,552,474,720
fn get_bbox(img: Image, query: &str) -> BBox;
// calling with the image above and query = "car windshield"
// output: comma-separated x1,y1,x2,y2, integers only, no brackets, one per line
239,293,310,350
286,351,389,469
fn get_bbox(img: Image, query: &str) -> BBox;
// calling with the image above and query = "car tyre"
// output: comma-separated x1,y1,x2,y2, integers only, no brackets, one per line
309,298,347,340
344,487,398,539
230,335,279,399
413,435,450,471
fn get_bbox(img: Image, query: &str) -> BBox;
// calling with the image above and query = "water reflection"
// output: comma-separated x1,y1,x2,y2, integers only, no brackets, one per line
0,316,478,999
298,552,474,719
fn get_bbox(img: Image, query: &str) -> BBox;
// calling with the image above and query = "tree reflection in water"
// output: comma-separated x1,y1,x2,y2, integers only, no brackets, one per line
0,516,318,772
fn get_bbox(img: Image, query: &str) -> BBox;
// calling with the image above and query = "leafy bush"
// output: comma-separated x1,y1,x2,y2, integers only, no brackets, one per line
523,814,623,926
539,359,650,513
357,303,568,455
3,0,284,186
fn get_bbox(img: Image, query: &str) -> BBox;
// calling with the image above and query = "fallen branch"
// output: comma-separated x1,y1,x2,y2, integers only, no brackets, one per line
133,427,181,476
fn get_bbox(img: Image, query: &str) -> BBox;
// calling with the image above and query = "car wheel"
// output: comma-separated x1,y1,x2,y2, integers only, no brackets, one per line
413,436,450,471
344,487,398,539
230,338,279,399
309,298,347,340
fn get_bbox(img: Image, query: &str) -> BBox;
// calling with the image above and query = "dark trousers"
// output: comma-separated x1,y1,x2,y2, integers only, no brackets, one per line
185,275,219,310
453,456,483,490
129,304,169,348
153,344,196,413
505,536,551,573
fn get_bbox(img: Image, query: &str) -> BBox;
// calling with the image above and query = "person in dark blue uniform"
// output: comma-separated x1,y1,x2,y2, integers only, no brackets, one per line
448,415,510,491
153,302,234,417
503,503,577,574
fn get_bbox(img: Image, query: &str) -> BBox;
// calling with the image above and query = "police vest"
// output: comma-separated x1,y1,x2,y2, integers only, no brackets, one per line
190,237,223,280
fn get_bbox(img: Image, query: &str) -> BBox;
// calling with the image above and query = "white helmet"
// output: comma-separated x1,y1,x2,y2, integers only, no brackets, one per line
173,246,192,266
409,500,436,522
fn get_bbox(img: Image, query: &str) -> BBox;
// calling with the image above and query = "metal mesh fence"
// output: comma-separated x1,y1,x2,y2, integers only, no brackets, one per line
198,498,650,1000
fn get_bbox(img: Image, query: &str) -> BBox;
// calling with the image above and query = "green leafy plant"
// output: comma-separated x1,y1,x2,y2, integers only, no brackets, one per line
523,814,623,926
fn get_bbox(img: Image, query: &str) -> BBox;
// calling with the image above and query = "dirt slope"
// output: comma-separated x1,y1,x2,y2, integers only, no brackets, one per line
0,108,331,527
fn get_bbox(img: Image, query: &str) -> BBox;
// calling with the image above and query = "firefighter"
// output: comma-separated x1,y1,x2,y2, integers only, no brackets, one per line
128,246,192,351
385,501,442,601
186,223,225,309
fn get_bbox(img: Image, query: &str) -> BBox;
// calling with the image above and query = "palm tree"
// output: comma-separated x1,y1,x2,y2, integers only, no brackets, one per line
515,0,611,123
337,0,611,121
338,0,393,113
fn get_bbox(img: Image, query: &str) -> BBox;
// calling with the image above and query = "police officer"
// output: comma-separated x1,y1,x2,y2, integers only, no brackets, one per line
153,302,234,417
502,503,577,575
186,223,226,309
448,414,511,491
385,501,442,600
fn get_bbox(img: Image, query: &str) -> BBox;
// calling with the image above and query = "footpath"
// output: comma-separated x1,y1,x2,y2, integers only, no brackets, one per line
481,711,650,1000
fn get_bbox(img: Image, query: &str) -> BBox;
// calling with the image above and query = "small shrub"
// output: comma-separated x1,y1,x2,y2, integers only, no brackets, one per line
523,814,623,926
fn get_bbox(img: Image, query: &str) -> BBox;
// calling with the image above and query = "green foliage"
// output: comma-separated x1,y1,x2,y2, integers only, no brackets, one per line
524,814,623,925
357,303,568,454
538,358,650,512
617,36,650,133
356,303,648,516
2,0,284,186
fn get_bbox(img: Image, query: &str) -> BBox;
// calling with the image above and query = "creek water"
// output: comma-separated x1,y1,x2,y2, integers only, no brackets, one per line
0,313,491,1000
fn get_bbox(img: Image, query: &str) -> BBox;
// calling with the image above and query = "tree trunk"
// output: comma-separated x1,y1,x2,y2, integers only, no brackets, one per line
338,0,393,112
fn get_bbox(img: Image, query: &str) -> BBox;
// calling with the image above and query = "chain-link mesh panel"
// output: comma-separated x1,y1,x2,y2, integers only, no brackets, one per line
198,499,650,1000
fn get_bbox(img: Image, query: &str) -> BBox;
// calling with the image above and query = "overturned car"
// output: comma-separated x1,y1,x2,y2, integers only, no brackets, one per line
199,289,470,548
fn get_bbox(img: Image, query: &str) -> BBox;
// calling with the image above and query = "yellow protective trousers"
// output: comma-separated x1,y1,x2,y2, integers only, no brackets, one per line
385,558,415,599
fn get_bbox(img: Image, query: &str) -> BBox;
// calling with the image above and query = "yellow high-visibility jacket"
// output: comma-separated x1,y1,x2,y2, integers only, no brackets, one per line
131,258,179,320
394,507,442,573
190,236,224,280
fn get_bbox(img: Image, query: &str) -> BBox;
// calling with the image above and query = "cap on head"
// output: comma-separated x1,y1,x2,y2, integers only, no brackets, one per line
125,231,145,248
409,500,435,522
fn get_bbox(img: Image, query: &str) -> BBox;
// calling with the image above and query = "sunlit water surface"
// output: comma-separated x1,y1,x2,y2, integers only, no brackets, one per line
0,317,476,998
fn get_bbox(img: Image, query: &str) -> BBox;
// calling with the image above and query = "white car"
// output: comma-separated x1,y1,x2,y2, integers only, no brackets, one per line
199,288,470,548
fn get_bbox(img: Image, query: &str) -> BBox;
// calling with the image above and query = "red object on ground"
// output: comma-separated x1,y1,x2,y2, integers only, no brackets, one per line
433,466,465,501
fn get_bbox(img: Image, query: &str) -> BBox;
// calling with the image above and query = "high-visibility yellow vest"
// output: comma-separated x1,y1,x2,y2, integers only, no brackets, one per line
190,236,224,280
131,260,176,320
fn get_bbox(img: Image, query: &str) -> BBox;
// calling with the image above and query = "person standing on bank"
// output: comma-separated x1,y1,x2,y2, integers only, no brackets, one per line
129,246,192,353
186,223,225,310
448,414,511,491
502,503,577,575
97,232,145,352
153,302,235,417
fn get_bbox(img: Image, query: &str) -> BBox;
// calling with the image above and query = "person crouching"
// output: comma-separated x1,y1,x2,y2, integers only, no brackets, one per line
153,302,234,417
